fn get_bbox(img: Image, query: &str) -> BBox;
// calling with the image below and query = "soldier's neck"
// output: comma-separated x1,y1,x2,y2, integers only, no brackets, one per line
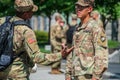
81,14,91,25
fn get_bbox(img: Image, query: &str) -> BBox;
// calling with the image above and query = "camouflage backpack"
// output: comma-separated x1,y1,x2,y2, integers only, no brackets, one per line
0,16,30,71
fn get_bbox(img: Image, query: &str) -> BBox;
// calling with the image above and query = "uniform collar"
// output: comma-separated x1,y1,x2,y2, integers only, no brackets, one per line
76,18,93,31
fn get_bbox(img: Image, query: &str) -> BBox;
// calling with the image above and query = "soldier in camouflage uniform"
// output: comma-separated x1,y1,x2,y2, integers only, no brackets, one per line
48,13,67,74
91,10,104,29
66,14,78,48
0,0,72,80
65,0,108,80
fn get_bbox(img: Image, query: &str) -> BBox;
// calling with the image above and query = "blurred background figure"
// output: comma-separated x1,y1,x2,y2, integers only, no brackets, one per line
40,13,67,74
66,14,78,48
50,13,67,74
91,10,103,29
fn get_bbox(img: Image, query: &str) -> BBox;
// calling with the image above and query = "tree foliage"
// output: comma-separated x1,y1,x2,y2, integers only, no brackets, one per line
94,0,120,28
95,0,120,19
0,0,120,21
0,0,15,17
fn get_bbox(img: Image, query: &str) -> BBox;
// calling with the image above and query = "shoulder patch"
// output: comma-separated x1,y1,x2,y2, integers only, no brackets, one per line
28,38,36,44
98,30,107,48
101,36,106,42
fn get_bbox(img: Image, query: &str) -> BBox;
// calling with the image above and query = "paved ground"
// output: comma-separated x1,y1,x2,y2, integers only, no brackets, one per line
30,60,120,80
30,66,65,80
30,60,66,80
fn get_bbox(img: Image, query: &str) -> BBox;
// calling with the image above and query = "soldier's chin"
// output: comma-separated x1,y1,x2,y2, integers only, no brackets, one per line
76,14,81,18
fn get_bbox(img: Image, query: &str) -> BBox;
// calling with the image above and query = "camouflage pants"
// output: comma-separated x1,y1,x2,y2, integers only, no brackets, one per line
52,49,61,68
0,73,29,80
0,65,30,80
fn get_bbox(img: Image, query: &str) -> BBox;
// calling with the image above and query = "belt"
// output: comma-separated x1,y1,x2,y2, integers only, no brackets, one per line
73,74,93,80
75,52,93,57
84,74,93,79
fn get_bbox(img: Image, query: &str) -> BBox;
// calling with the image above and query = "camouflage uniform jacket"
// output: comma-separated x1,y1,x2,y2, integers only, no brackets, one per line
97,19,104,29
0,16,62,79
50,22,66,52
66,18,108,79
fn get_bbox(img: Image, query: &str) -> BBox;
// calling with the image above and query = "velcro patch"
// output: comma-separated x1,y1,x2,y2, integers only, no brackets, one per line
101,36,106,42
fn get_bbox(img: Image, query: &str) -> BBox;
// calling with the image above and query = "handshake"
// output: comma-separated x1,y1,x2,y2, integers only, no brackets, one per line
61,44,74,58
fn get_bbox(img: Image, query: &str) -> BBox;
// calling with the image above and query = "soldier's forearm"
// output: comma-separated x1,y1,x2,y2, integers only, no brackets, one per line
45,52,62,62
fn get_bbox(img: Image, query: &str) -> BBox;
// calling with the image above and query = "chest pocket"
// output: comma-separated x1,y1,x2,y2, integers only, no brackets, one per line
75,29,92,43
82,29,93,47
73,29,94,54
83,29,93,39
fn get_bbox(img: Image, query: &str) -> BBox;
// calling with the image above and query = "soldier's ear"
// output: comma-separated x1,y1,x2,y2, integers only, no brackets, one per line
87,6,93,13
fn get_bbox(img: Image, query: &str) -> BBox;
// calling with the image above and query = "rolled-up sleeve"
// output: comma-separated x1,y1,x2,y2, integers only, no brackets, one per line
23,26,62,63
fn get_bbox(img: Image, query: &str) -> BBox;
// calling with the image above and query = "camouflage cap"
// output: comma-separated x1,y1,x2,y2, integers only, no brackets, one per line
54,13,62,20
75,0,94,6
14,0,38,12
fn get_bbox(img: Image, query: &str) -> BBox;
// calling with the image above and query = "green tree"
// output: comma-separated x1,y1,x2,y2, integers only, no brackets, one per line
35,0,77,43
95,0,120,29
1,0,120,30
0,0,15,17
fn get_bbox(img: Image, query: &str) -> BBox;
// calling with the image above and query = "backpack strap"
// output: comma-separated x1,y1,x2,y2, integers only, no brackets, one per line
12,20,32,58
13,20,32,29
5,16,13,22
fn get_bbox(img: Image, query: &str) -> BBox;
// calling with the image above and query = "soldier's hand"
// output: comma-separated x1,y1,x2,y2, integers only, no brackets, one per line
61,43,66,49
66,46,74,53
61,44,67,58
61,45,74,58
